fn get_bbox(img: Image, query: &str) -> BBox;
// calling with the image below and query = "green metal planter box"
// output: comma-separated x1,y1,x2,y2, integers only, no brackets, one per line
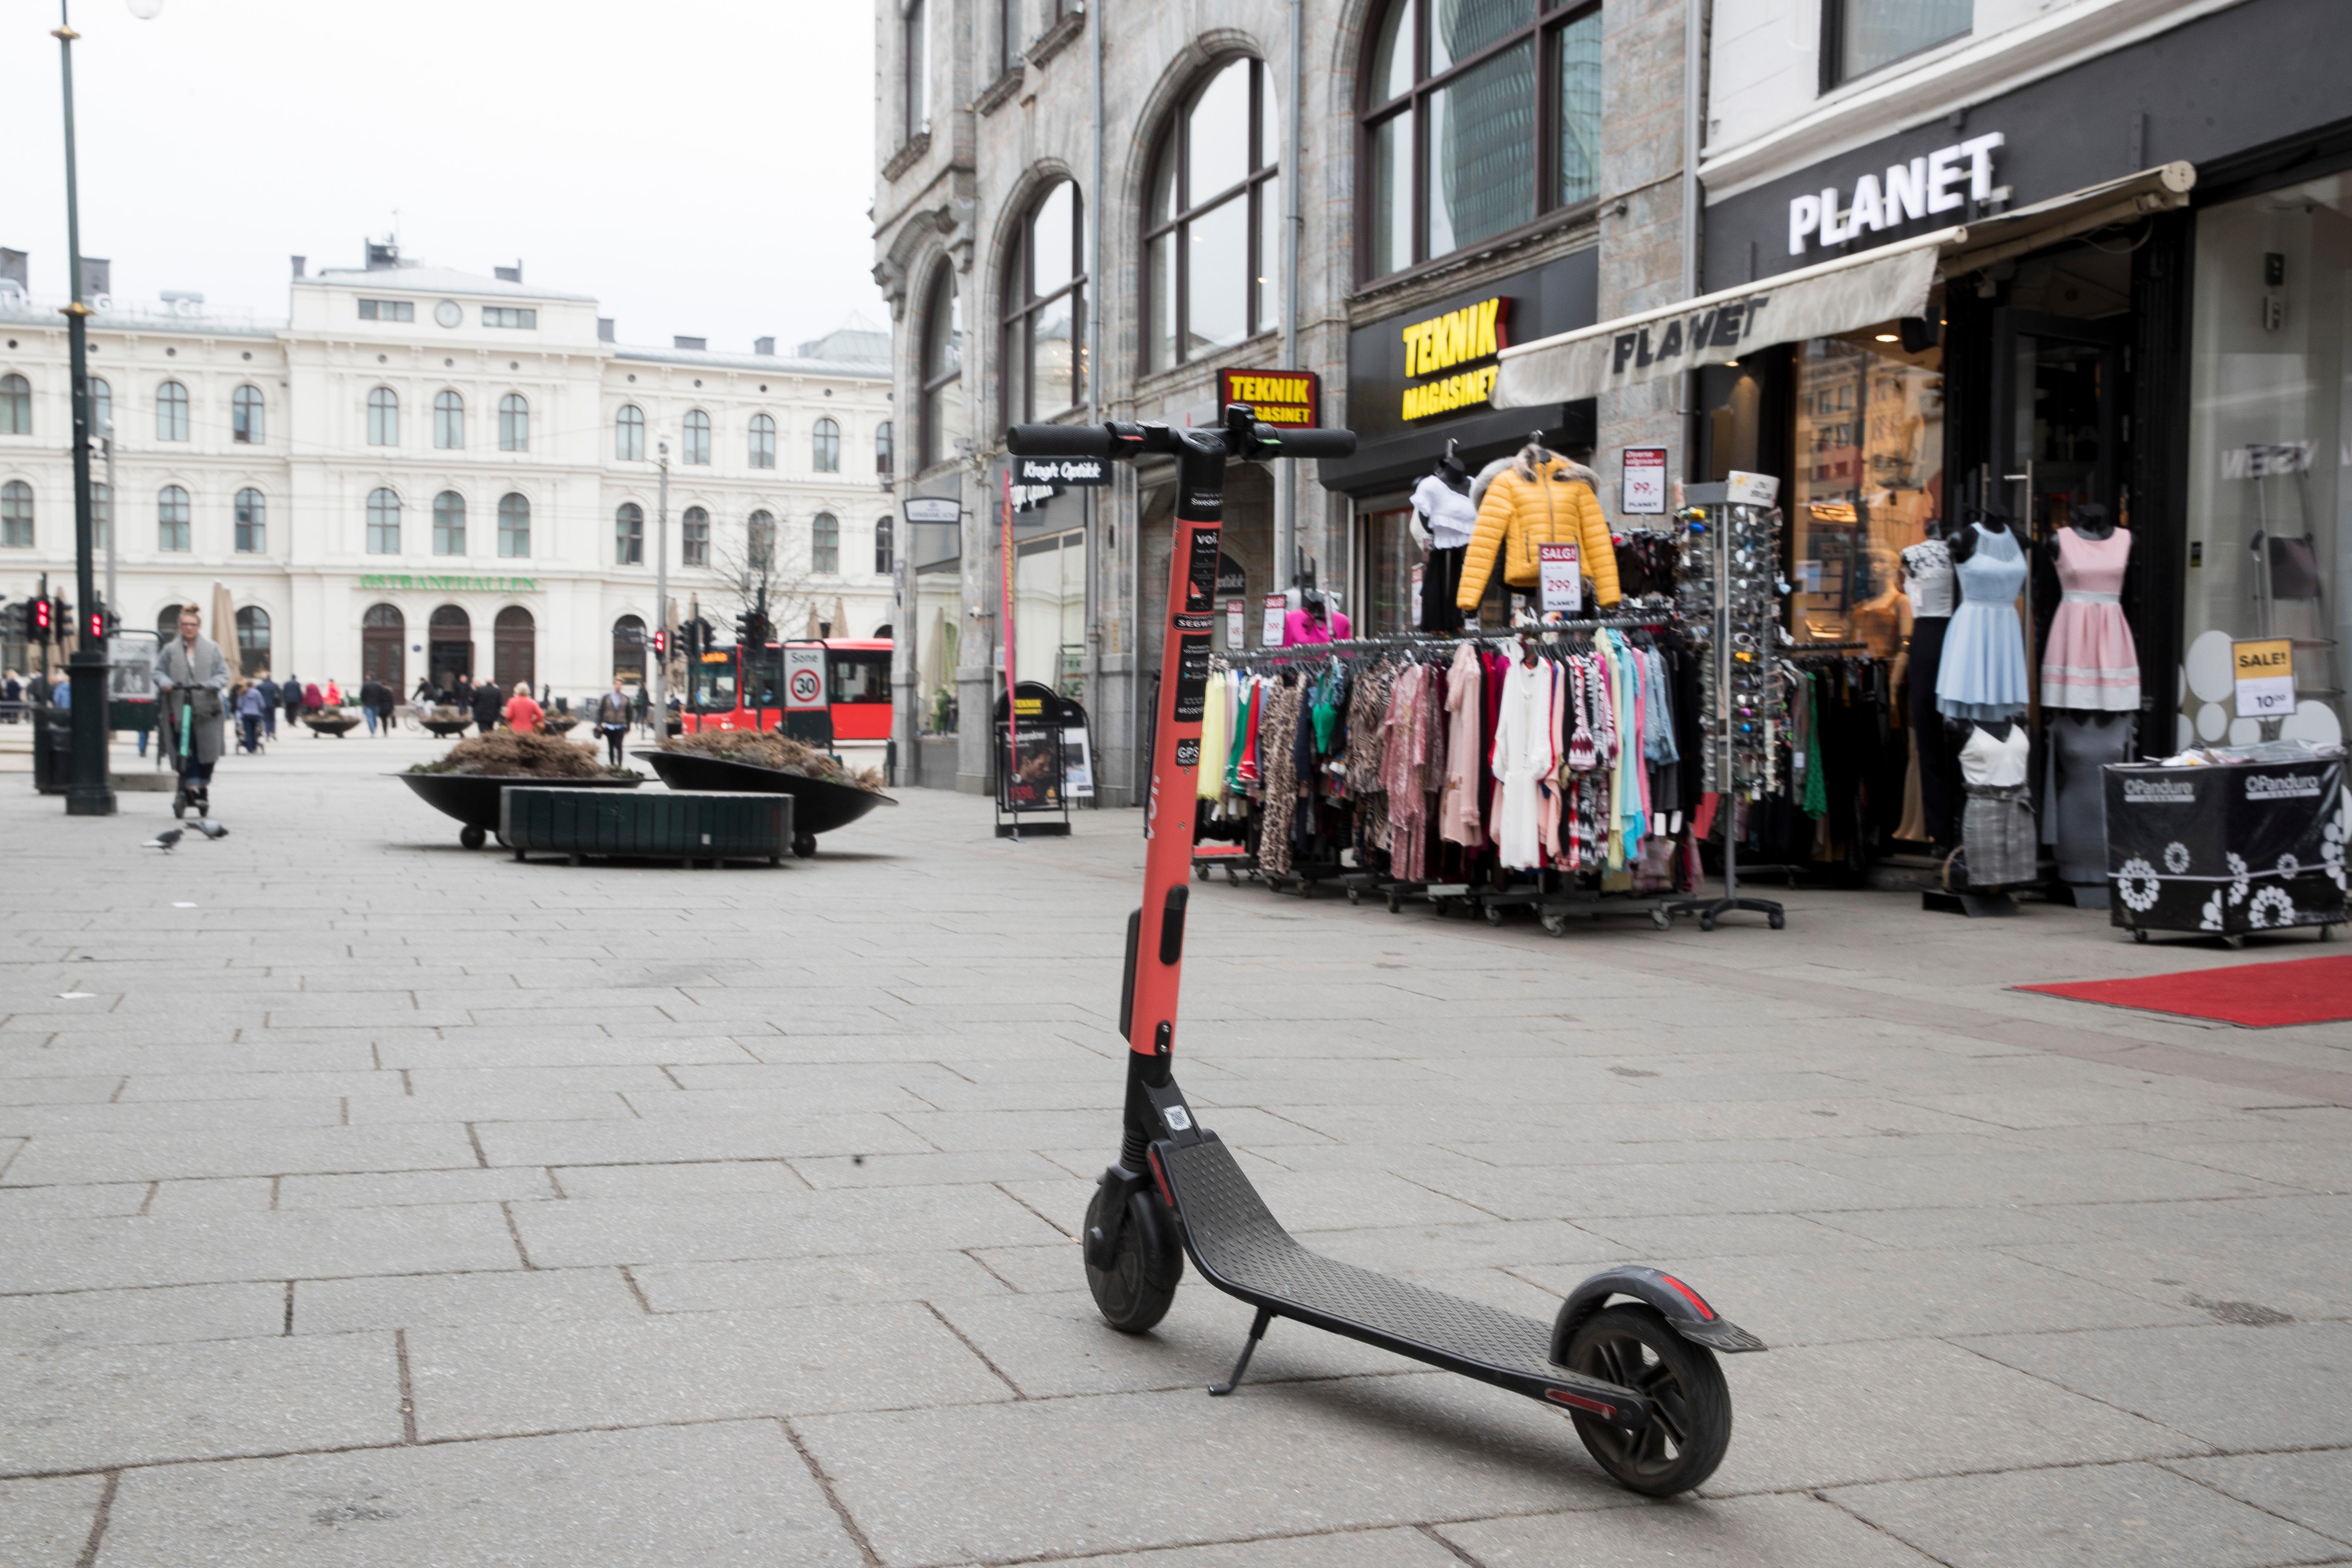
499,787,793,867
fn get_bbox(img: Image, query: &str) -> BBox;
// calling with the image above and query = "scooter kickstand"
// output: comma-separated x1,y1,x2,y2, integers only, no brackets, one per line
1209,1306,1273,1396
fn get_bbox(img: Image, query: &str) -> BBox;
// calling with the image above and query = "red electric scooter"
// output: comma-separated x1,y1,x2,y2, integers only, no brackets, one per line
1007,407,1762,1497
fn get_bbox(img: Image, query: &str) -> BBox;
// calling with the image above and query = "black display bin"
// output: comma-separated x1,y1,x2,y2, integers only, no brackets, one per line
2105,757,2347,943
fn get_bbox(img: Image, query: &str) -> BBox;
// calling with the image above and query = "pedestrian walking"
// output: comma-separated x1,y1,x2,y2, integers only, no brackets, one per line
452,674,474,712
153,606,229,817
472,677,503,735
256,674,280,740
371,679,397,736
632,685,650,735
3,670,18,720
503,685,545,733
595,679,631,767
236,681,266,753
281,672,305,731
303,680,324,714
358,678,384,735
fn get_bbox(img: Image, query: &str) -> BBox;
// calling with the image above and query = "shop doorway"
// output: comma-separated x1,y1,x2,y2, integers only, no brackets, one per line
429,605,472,687
1992,310,2128,536
362,604,405,691
494,606,536,692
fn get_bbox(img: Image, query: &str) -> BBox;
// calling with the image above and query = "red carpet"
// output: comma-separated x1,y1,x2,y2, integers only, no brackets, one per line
2018,954,2352,1028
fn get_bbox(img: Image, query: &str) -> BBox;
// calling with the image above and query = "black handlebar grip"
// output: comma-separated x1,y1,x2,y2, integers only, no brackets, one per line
1257,426,1357,459
1006,423,1113,458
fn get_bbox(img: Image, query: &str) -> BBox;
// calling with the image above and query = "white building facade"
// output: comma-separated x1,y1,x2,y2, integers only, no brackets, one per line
0,248,895,702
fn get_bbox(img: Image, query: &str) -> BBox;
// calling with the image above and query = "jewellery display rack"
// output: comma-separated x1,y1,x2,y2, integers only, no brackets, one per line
1668,481,1787,931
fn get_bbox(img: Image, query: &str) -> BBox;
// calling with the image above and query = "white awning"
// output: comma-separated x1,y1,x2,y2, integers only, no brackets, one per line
1492,162,2196,408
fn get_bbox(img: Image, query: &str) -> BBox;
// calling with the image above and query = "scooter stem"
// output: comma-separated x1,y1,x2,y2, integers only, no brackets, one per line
1121,430,1227,1159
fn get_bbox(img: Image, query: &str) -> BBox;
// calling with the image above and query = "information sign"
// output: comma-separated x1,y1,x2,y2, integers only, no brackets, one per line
1620,447,1667,515
2233,638,2297,719
1262,593,1287,647
1538,542,1582,614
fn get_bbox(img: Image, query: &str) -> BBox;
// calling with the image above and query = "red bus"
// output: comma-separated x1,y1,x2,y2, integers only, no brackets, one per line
685,638,892,753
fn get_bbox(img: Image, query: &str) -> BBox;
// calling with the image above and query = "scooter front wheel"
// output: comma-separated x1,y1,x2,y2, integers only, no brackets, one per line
1082,1180,1183,1333
1562,1303,1732,1497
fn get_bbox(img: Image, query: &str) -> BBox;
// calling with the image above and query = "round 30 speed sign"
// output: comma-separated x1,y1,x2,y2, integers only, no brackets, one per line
788,668,823,705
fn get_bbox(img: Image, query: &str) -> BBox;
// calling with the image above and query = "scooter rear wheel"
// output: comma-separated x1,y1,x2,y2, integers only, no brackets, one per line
1082,1181,1183,1333
1562,1303,1731,1496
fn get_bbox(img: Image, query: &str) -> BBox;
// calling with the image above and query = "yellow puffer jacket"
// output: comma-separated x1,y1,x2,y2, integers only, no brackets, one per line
1455,457,1620,611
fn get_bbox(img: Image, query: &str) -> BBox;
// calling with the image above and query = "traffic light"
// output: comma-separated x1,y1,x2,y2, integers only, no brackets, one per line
651,629,667,658
29,595,53,642
52,597,71,643
86,605,107,643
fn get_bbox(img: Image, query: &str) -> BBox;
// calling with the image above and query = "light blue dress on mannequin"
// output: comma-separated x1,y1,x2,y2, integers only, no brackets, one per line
1935,522,2030,721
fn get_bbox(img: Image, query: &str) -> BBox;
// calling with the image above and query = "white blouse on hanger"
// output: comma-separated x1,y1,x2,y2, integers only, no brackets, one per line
1411,475,1478,550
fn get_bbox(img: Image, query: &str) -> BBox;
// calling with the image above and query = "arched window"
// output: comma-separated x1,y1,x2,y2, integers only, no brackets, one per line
616,403,645,461
157,380,190,441
429,604,472,684
231,385,264,444
367,386,399,446
682,505,710,566
0,480,32,547
158,484,191,551
876,420,894,476
497,493,530,558
494,606,536,691
1004,179,1087,421
234,606,271,676
156,604,185,639
612,614,647,683
366,487,401,554
499,392,529,452
616,502,645,565
1360,0,1602,280
811,511,840,574
234,487,266,553
874,515,894,575
435,390,465,450
748,510,776,568
1144,57,1280,370
749,413,776,469
812,416,841,472
0,373,30,434
89,377,110,437
682,408,711,465
918,266,963,469
433,490,466,556
362,603,405,690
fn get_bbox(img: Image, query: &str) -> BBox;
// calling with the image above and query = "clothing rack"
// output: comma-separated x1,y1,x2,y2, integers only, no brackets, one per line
1217,619,1672,669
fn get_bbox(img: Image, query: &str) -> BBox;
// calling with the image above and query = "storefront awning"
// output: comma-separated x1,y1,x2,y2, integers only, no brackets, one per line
1491,162,2196,408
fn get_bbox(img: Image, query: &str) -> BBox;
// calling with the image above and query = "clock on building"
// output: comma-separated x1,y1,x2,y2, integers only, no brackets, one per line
434,300,462,328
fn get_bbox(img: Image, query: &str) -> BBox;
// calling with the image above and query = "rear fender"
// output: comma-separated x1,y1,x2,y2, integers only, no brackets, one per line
1551,1265,1767,1359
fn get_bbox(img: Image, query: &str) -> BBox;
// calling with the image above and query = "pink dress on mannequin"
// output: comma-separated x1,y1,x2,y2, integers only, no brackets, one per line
2040,527,2139,711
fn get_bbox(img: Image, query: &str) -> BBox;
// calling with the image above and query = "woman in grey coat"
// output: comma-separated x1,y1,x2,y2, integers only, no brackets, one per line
153,606,230,817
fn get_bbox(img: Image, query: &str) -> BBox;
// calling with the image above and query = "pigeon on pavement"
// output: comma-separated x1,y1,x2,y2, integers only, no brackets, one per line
192,819,230,840
144,828,184,852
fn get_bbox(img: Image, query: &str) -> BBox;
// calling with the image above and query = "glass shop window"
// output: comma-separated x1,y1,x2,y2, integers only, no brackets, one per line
1788,330,1944,653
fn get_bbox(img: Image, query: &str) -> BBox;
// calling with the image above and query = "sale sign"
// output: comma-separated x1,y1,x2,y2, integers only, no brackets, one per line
2233,638,2297,719
1538,542,1582,615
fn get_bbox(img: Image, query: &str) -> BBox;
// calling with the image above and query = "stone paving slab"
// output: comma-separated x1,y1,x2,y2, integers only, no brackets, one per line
1828,1461,2348,1567
92,1422,865,1567
9,741,2351,1563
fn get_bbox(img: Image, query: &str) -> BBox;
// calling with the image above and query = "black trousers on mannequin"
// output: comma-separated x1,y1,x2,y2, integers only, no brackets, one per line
1421,545,1466,634
1907,616,1963,848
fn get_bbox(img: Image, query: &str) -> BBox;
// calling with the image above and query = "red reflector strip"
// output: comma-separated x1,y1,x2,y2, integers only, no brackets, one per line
1545,1389,1617,1418
1658,1274,1715,1320
1145,1148,1175,1208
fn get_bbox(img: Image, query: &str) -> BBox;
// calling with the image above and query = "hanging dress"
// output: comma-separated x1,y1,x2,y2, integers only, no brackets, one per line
1491,654,1562,869
2040,527,2140,711
1439,643,1485,847
1935,524,2030,722
1380,664,1433,880
1197,670,1230,801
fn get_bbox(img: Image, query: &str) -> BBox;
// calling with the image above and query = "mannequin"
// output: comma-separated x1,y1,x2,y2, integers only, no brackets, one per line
1412,441,1477,633
2036,502,2140,904
1901,518,1961,849
1952,715,2036,887
1935,504,2030,724
1283,588,1352,647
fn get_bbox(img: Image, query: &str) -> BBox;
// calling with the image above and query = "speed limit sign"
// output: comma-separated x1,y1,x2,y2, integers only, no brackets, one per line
783,646,827,711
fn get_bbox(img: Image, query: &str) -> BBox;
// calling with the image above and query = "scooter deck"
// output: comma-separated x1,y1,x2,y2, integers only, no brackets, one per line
1152,1130,1651,1423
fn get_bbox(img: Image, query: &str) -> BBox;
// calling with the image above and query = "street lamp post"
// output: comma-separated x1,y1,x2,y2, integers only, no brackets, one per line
653,440,670,735
53,0,114,815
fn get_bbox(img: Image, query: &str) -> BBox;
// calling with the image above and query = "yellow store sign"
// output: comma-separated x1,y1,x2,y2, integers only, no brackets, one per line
1399,297,1509,422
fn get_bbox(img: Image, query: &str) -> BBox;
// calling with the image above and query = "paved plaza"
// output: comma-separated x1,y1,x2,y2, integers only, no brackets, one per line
3,731,2349,1567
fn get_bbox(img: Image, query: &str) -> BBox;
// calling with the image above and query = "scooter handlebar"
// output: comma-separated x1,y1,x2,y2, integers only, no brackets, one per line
1006,424,1114,458
1255,425,1357,459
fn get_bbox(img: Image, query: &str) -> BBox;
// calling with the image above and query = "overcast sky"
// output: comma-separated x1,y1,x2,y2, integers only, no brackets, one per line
0,0,882,353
